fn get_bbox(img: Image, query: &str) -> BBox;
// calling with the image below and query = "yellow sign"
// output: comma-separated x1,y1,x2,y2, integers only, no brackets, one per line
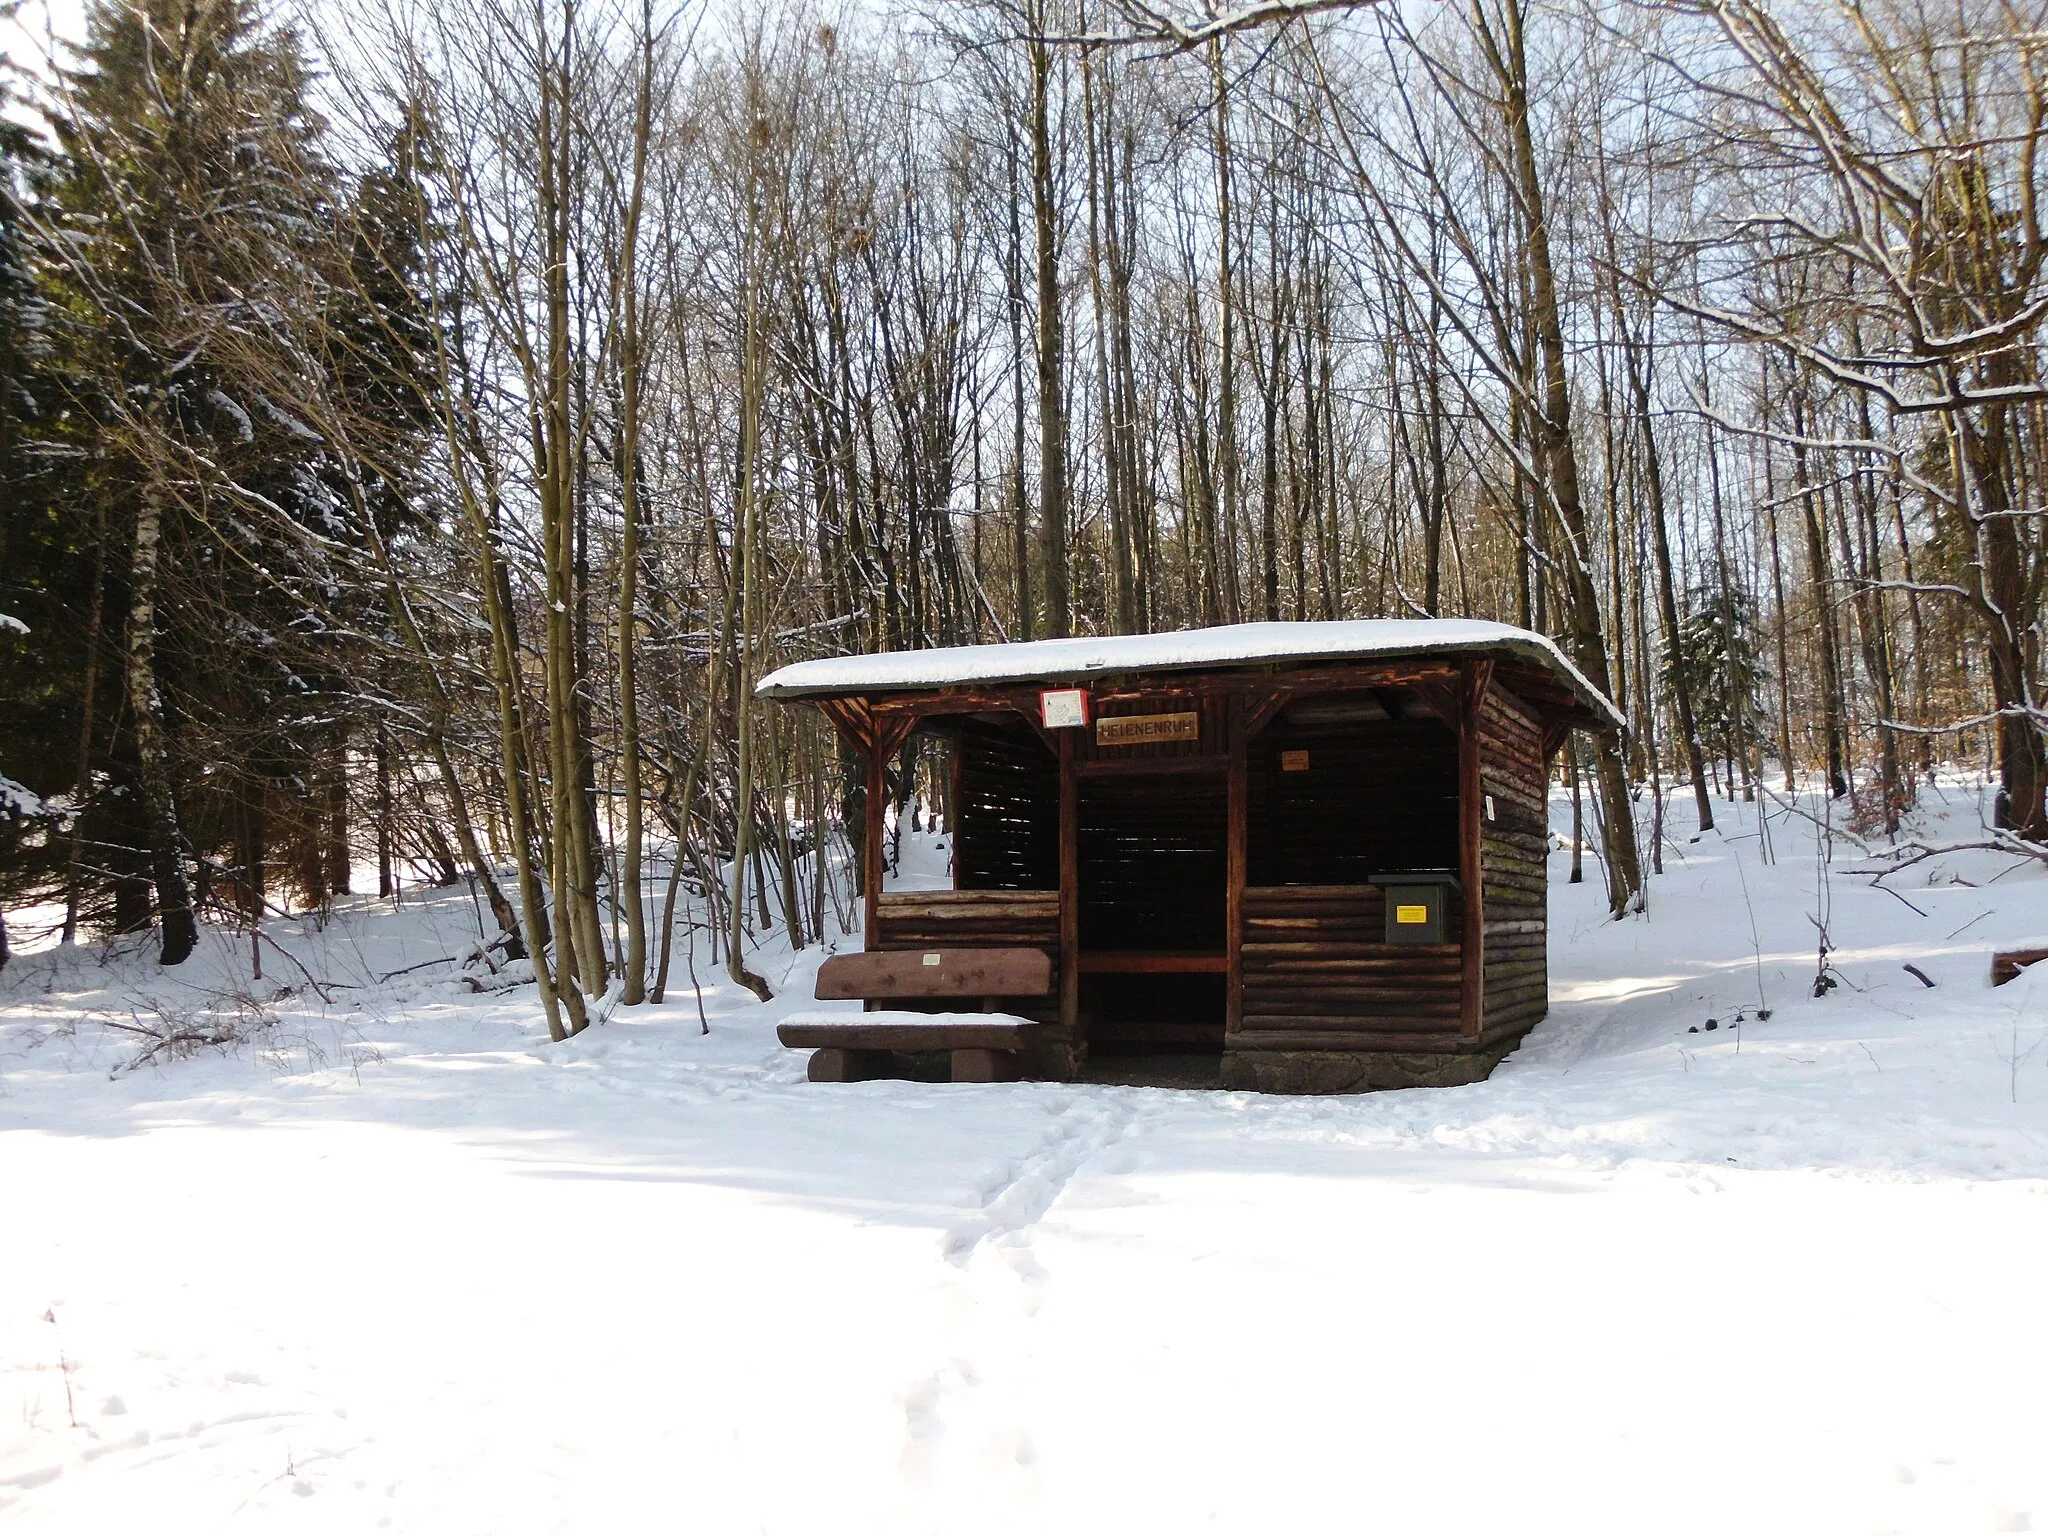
1280,749,1311,772
1095,711,1200,747
1395,904,1430,925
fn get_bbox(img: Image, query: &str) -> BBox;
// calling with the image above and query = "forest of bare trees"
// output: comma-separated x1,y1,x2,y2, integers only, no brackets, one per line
2,0,2043,1021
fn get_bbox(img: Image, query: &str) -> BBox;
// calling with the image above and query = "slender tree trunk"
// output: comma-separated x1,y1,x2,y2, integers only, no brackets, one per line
127,477,198,966
1954,402,2048,837
1789,389,1849,798
1081,45,1137,635
1489,0,1642,912
1029,26,1069,638
60,517,106,946
728,136,772,1003
616,9,654,1003
1003,121,1034,642
375,725,394,899
1626,343,1714,831
1211,38,1243,625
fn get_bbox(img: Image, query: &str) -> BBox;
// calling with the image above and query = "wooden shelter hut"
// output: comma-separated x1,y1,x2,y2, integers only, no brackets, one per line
758,620,1624,1093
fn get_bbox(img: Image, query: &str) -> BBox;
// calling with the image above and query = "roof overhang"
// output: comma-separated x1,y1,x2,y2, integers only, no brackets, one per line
756,620,1625,733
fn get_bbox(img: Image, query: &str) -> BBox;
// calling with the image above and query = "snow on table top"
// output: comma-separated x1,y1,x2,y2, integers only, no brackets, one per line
756,618,1623,726
777,1008,1041,1032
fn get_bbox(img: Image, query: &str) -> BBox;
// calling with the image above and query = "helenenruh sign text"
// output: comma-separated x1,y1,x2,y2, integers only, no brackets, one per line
1095,711,1200,746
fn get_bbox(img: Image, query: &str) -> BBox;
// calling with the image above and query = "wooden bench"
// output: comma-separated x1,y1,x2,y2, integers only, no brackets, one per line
781,946,1055,1083
779,1010,1046,1082
1992,946,2048,987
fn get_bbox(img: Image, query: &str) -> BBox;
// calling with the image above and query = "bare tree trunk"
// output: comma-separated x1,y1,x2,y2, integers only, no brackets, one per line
1844,388,1903,833
1211,38,1243,625
1003,118,1034,642
615,5,654,1003
60,517,106,946
728,122,772,1003
1487,0,1642,913
1789,388,1849,798
1625,340,1714,831
127,477,198,966
1953,401,2048,837
1029,22,1070,638
1081,43,1138,634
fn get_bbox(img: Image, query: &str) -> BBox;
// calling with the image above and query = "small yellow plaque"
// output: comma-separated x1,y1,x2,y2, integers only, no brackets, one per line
1280,749,1311,773
1395,904,1430,925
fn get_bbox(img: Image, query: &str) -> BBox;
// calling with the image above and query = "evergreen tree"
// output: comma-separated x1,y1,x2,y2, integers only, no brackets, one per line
1663,583,1770,786
35,0,349,956
0,23,84,965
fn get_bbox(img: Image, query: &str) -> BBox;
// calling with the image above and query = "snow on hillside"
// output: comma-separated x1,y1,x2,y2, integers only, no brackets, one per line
2,779,2045,1535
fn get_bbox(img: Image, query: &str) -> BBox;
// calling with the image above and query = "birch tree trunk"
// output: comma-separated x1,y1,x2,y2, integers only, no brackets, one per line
126,475,199,966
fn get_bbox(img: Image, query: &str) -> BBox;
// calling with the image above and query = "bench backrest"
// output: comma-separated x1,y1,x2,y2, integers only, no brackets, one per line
816,947,1055,1002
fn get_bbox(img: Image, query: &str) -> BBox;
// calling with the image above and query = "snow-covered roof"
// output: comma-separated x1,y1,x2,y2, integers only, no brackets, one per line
757,619,1623,728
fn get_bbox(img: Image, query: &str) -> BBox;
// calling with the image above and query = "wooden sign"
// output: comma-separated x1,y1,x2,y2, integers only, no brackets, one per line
1040,688,1090,728
1281,749,1311,773
1096,711,1199,747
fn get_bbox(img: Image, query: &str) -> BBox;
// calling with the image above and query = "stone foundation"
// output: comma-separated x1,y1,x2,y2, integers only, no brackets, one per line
1218,1044,1513,1095
1034,1035,1084,1082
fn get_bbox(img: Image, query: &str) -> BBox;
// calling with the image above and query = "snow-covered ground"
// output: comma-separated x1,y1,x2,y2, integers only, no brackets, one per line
3,779,2046,1534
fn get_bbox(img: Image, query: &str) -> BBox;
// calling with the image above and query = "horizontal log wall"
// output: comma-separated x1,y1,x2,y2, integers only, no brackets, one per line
871,889,1062,1024
873,889,1060,949
1478,684,1549,1040
1237,883,1465,1048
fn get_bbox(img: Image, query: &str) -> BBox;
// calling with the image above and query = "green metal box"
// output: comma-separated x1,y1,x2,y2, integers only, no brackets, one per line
1371,869,1461,947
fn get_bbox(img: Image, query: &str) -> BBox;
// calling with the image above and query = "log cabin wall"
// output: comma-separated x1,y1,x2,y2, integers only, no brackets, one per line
870,889,1063,1032
872,889,1060,951
1477,682,1550,1040
872,720,1064,1040
1234,710,1466,1049
1237,884,1464,1047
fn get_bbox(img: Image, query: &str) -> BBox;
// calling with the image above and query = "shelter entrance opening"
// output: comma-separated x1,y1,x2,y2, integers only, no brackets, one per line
1076,768,1228,1056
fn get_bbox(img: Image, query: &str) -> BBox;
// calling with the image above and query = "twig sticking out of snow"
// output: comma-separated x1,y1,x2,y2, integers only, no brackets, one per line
101,991,277,1076
41,1309,78,1429
1858,834,2048,888
377,955,458,983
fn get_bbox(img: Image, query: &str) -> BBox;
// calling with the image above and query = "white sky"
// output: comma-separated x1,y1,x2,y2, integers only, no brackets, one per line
2,0,86,131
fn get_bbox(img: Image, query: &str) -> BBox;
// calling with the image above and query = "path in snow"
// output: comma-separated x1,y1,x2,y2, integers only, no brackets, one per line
1,778,2045,1534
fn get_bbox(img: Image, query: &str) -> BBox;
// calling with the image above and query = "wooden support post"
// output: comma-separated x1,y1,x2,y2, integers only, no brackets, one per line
950,1047,1023,1083
1459,660,1493,1041
863,733,886,958
1058,726,1080,1061
808,1047,889,1083
1226,693,1247,1038
948,735,964,891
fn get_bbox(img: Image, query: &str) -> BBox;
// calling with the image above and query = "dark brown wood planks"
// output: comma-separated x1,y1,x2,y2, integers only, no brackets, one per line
1478,679,1550,1040
815,946,1054,1001
1236,883,1465,1047
953,718,1060,891
1459,661,1492,1039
